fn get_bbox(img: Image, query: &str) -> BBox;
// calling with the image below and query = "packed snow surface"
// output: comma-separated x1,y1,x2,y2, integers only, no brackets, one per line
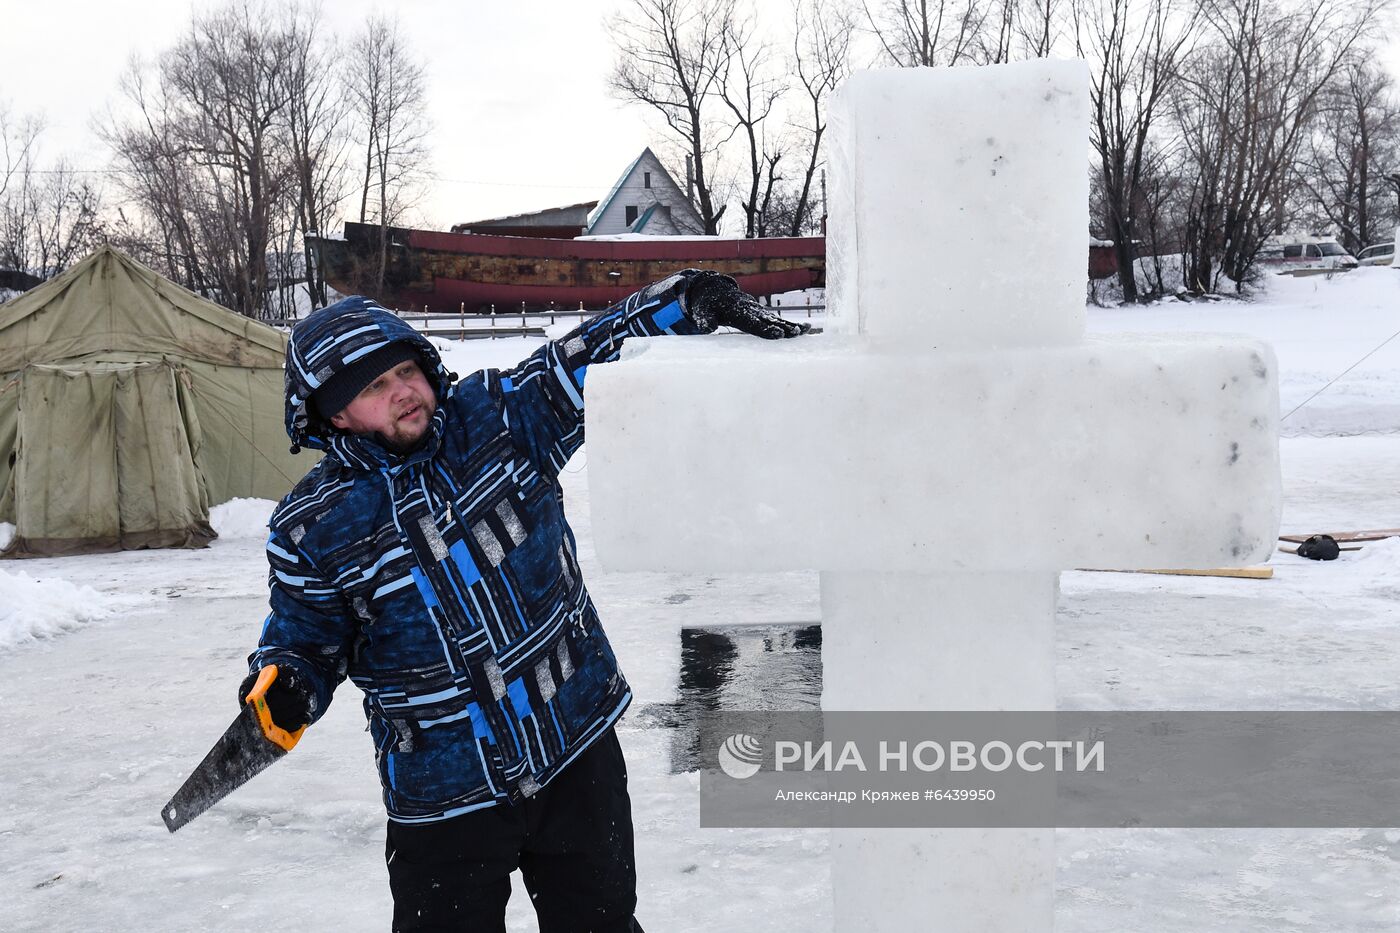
1,270,1398,931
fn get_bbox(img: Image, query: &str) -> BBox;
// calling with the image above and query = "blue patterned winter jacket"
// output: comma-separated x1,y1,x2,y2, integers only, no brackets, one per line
250,275,703,823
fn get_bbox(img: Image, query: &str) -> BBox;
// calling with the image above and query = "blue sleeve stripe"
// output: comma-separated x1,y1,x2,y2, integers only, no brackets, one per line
449,540,483,587
409,567,440,608
376,574,416,600
400,684,470,706
468,701,497,744
506,677,532,721
651,300,684,332
418,707,474,728
552,361,585,409
267,540,297,562
583,307,626,337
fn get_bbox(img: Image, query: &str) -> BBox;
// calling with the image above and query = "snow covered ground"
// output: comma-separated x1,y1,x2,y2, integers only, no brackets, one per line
3,271,1399,931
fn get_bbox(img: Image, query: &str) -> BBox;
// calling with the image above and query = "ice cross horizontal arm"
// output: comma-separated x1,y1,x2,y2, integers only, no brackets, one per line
588,332,1279,573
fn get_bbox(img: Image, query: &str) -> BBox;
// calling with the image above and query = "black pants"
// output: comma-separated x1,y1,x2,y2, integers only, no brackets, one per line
386,728,643,933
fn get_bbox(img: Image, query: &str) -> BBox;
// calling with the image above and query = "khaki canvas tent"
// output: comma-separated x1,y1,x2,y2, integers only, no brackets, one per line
0,246,312,557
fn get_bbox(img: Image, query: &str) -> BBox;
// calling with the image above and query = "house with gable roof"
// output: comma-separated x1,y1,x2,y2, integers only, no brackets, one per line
584,148,706,236
449,148,707,239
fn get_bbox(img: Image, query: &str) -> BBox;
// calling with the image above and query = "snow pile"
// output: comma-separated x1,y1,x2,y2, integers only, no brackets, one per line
0,522,12,550
0,569,123,650
1346,535,1400,589
210,498,276,539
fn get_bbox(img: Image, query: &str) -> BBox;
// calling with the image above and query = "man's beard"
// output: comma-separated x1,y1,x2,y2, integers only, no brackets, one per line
375,403,434,455
376,430,429,455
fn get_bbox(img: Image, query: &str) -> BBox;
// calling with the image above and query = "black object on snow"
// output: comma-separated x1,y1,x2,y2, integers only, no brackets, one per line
1297,534,1341,561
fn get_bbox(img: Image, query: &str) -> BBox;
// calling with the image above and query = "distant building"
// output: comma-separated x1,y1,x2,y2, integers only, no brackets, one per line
584,148,705,236
450,201,597,238
0,269,44,293
450,148,706,240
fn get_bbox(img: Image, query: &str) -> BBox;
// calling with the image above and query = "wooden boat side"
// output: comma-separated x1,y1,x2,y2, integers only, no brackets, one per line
312,223,826,311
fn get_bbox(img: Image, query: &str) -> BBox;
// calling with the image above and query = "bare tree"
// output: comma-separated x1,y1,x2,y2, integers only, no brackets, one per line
280,2,350,311
1134,140,1192,292
0,110,105,279
976,0,1019,62
173,2,300,318
789,0,854,236
862,0,988,66
0,105,43,206
1173,0,1384,292
610,0,737,234
102,58,216,295
0,157,105,279
104,1,302,318
101,0,406,315
103,0,366,318
347,13,430,293
718,9,787,237
1074,0,1199,301
1016,0,1063,56
1296,60,1400,255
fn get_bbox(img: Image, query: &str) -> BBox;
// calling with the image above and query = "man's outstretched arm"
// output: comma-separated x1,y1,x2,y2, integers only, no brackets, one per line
489,270,809,481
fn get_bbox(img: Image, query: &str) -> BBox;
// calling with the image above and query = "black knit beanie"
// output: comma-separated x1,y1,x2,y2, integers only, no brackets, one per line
313,341,421,420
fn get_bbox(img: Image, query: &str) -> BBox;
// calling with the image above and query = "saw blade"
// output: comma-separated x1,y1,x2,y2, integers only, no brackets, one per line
162,704,288,833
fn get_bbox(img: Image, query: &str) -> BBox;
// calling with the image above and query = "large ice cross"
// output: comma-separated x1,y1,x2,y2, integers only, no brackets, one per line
587,60,1280,932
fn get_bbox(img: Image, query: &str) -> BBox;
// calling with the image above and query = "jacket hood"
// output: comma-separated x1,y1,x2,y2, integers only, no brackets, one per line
285,296,455,457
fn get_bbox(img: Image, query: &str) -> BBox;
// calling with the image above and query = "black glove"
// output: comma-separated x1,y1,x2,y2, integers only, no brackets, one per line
682,270,811,339
238,666,315,731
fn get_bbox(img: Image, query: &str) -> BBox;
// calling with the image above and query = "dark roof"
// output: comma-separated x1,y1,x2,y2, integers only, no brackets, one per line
452,201,598,233
0,269,44,292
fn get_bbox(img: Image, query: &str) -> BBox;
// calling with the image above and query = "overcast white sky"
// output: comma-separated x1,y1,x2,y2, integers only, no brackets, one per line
0,0,665,229
5,0,1400,233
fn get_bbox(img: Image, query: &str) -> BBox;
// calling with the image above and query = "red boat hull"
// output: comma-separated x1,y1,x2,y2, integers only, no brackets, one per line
311,223,826,312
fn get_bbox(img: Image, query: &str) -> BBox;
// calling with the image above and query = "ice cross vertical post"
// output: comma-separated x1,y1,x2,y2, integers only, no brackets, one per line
585,60,1280,931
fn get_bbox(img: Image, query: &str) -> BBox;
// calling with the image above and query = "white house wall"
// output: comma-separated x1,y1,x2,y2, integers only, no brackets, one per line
589,150,706,236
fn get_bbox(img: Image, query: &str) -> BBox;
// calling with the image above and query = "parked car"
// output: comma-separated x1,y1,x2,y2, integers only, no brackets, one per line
1356,242,1395,267
1256,235,1358,276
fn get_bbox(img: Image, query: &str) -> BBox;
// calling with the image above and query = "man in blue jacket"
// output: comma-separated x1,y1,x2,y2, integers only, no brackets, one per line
240,270,807,932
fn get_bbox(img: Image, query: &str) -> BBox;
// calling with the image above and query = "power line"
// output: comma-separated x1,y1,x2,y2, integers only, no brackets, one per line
12,165,611,189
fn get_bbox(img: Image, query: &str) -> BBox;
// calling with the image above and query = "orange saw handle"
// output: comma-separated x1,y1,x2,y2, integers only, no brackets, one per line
244,664,308,752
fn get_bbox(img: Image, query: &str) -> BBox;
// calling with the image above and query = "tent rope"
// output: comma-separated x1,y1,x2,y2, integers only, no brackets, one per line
1281,324,1400,423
